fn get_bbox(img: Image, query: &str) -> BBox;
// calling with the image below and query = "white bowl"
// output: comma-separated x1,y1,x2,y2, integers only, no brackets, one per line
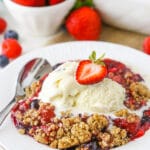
4,0,75,36
94,0,150,35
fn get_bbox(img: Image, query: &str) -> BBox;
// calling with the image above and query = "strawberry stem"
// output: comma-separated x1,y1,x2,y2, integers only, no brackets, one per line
89,51,105,66
72,0,94,10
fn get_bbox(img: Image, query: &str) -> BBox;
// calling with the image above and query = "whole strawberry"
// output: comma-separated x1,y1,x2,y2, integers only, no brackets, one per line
143,36,150,55
65,6,101,40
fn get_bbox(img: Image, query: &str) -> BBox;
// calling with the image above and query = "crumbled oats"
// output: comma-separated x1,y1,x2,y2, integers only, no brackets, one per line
58,135,79,149
56,127,65,139
126,113,140,123
109,126,129,147
61,110,72,118
71,122,91,143
97,132,111,149
18,129,25,134
25,81,41,98
87,114,109,134
130,82,150,101
34,129,49,144
115,109,130,117
22,109,40,126
49,140,58,148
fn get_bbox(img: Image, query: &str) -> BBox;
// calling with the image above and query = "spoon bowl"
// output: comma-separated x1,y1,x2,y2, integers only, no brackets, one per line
0,58,52,125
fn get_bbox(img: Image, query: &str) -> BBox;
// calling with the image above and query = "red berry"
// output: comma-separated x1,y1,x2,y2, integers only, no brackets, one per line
65,6,101,40
34,0,46,6
39,104,55,124
0,17,7,34
143,36,150,55
49,0,64,5
132,128,145,139
13,0,35,6
76,60,107,85
113,118,140,137
143,109,150,117
12,0,45,7
2,39,22,59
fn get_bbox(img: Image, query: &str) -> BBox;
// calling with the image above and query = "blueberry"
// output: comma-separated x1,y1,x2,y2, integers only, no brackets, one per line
4,30,19,40
30,99,40,109
141,116,150,125
0,55,9,68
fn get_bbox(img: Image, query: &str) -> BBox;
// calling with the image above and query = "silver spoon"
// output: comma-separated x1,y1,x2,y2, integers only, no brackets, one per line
0,58,52,125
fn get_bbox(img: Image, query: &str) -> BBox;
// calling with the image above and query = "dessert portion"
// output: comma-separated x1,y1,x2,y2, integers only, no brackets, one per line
11,51,150,150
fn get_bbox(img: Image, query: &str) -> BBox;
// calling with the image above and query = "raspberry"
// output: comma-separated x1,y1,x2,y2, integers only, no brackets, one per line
143,36,150,55
1,39,22,59
4,30,19,40
0,17,7,34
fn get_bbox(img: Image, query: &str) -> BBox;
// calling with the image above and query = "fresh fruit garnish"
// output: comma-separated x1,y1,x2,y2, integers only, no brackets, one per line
49,0,64,5
65,6,101,40
0,55,9,68
1,39,22,59
4,30,19,40
12,0,46,7
143,36,150,55
0,17,7,34
76,51,107,85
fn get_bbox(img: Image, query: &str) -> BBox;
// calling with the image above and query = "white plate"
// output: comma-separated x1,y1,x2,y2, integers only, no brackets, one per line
0,41,150,150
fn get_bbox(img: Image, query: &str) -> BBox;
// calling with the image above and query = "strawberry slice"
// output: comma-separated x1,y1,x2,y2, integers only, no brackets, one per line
76,51,107,85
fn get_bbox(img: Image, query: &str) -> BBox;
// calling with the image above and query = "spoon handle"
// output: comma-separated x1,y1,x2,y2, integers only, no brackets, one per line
0,98,15,126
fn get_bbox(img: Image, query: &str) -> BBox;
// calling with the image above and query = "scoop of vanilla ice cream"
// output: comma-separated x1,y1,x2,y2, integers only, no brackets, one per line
38,61,126,113
76,78,125,113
